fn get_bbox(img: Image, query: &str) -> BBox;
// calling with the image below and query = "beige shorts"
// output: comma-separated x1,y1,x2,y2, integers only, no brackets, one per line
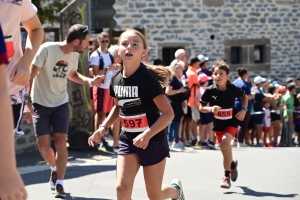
191,107,200,121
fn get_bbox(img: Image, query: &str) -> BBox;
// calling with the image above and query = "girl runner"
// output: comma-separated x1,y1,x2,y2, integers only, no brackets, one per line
88,28,184,200
199,61,248,189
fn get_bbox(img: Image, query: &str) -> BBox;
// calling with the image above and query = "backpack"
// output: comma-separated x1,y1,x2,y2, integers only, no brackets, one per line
96,50,114,70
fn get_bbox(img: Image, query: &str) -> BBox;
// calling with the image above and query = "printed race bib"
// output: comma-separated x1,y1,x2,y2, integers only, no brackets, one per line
120,113,149,132
214,109,233,120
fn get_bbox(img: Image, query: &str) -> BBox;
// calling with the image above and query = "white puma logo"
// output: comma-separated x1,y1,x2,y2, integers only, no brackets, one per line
212,96,217,100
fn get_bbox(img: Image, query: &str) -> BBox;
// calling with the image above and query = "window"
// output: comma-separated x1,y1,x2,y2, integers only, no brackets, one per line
254,45,264,64
162,47,184,66
224,39,270,71
230,47,241,64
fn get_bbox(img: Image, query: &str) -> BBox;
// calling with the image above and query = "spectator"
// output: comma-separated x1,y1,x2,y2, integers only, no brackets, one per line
90,32,117,152
153,58,164,66
233,67,252,147
0,25,28,200
2,0,44,136
166,60,187,149
198,55,213,86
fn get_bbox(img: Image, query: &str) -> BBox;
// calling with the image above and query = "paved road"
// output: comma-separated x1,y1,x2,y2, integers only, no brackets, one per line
19,147,300,200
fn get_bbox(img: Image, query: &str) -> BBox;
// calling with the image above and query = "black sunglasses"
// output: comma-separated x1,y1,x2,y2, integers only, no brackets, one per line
101,40,109,44
82,25,88,33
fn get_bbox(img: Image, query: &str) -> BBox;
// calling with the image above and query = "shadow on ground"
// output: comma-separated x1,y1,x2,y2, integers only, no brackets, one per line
22,164,116,186
224,186,298,198
65,193,113,200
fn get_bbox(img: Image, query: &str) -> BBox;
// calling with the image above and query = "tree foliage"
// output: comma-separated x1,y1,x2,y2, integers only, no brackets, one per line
32,0,70,25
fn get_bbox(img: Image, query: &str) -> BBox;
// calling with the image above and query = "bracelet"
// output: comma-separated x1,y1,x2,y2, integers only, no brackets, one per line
99,124,108,132
210,107,212,113
88,79,93,87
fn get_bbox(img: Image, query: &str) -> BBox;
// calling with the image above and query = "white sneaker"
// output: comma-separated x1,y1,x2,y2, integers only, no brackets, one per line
237,142,250,147
15,130,24,136
168,141,173,147
49,180,55,190
170,179,185,200
172,142,185,149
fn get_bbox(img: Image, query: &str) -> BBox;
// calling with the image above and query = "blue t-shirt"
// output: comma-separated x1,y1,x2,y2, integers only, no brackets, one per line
233,78,253,112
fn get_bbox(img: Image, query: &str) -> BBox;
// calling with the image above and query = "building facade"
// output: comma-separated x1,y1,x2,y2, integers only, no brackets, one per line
113,0,300,80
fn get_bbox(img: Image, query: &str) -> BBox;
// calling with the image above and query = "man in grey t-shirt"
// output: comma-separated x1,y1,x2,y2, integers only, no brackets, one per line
23,24,104,198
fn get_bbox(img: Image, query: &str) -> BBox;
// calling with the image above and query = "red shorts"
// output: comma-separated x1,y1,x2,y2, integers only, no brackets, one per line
262,127,270,133
93,86,113,113
215,126,237,143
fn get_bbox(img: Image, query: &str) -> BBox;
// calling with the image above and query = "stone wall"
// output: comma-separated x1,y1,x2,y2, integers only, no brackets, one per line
15,122,38,154
113,0,300,80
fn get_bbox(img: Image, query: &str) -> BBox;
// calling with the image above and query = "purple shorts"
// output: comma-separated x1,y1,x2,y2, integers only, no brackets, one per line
118,136,170,166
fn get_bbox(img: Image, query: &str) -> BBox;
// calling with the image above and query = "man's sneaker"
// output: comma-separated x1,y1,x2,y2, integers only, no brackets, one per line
220,177,231,189
170,179,185,200
99,140,115,154
172,142,185,149
208,141,216,150
49,171,57,190
15,130,25,136
54,184,66,198
230,159,238,182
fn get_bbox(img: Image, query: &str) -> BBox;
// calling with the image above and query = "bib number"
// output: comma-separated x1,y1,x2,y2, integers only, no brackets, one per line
214,109,233,120
120,114,149,132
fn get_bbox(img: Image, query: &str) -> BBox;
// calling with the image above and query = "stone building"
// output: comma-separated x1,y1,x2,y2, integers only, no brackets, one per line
112,0,300,80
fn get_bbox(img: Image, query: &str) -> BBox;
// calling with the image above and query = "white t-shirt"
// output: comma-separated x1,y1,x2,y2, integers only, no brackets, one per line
195,86,209,108
90,49,113,89
0,0,37,103
264,108,271,127
31,42,79,107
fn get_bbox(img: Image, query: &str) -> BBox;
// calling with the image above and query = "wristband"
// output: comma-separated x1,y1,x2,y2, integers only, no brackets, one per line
210,107,213,113
88,79,93,87
242,107,248,112
99,124,108,131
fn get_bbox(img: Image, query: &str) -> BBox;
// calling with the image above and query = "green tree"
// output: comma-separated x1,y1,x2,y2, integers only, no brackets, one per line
32,0,70,25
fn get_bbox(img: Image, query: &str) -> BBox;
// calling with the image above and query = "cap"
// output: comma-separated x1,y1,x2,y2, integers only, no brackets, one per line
279,86,286,93
189,55,201,65
198,73,212,83
198,55,209,63
254,76,266,84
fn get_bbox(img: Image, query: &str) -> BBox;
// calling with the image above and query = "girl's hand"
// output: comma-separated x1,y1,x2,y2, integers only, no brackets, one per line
133,133,150,149
88,126,106,147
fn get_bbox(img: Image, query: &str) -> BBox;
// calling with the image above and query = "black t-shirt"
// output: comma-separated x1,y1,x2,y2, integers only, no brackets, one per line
168,76,185,122
200,83,245,131
109,64,166,141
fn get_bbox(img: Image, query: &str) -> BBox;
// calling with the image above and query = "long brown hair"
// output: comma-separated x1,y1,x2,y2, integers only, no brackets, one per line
212,61,231,84
118,28,172,87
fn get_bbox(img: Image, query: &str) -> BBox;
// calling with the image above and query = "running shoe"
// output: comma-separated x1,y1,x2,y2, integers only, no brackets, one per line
172,142,185,149
49,171,57,190
54,184,66,198
170,179,185,200
208,141,216,150
220,177,231,189
99,139,115,154
230,159,238,182
201,142,209,149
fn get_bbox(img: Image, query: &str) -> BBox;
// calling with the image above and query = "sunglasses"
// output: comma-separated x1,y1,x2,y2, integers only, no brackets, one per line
82,25,89,33
101,40,109,44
